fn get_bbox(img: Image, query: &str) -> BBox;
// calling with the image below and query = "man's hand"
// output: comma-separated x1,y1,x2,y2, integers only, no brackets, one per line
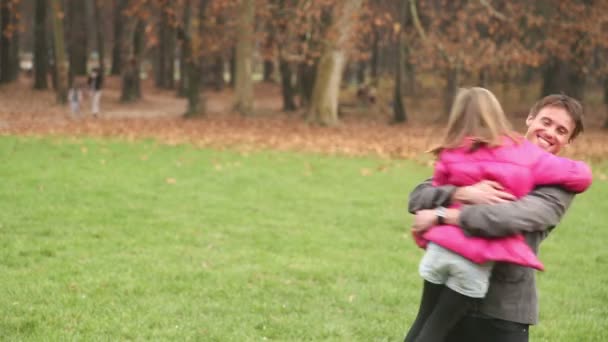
452,180,516,204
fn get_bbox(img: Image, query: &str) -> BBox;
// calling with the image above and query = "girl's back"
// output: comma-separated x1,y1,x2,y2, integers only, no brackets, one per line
434,136,591,198
417,87,591,269
422,136,591,270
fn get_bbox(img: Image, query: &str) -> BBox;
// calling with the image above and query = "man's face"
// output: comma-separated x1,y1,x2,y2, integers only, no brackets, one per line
525,106,575,155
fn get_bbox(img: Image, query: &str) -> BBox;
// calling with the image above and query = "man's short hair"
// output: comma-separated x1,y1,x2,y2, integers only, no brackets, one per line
529,94,584,141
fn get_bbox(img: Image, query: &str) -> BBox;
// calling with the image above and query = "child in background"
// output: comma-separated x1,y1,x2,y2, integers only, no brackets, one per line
404,87,592,342
68,81,84,117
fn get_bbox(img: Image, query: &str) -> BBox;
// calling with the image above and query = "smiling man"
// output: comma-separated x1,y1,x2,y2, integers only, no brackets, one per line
405,94,585,342
525,95,583,154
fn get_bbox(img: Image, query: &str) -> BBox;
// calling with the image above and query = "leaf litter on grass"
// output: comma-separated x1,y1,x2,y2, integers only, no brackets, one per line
2,77,608,164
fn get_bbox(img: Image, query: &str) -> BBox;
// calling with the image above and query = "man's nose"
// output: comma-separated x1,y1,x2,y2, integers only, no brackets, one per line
544,128,557,141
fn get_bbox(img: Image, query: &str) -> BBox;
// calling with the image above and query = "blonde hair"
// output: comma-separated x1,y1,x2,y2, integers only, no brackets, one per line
430,87,520,154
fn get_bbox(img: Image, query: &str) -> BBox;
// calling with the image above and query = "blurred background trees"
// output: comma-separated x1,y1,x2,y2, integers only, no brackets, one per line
1,0,608,125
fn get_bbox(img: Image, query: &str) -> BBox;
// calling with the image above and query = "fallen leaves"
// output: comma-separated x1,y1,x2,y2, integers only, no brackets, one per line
0,113,442,160
2,78,608,164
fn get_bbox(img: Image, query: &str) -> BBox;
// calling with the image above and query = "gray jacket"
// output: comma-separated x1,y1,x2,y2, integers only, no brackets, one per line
408,179,575,325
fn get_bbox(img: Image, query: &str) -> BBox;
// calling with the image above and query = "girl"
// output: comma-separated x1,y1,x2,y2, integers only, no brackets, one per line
404,87,592,342
68,81,84,116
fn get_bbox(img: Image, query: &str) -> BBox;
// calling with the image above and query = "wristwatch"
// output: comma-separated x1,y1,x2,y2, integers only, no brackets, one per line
436,206,447,225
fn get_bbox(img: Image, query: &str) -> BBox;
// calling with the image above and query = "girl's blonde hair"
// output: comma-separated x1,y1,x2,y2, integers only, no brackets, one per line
430,87,520,154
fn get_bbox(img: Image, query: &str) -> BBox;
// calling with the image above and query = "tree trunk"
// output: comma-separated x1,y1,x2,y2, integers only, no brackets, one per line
356,60,366,85
185,58,203,117
158,1,176,89
0,0,10,83
519,66,535,102
92,0,105,75
443,63,460,119
603,77,608,129
165,18,176,90
67,0,88,81
279,56,296,111
49,40,58,90
111,0,126,75
405,59,416,95
393,66,406,123
121,59,138,102
392,0,409,124
121,14,143,103
229,45,236,88
541,57,585,100
307,0,363,126
51,0,68,104
8,5,19,81
263,60,274,83
233,0,254,115
177,0,192,98
298,60,316,108
370,26,380,85
178,53,188,97
541,59,563,97
33,0,48,89
213,56,225,91
132,18,145,99
262,21,275,82
341,62,353,86
184,65,204,116
184,0,209,117
308,52,344,125
157,5,167,87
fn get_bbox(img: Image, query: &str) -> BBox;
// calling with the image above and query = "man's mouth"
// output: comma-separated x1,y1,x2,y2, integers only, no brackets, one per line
537,135,553,149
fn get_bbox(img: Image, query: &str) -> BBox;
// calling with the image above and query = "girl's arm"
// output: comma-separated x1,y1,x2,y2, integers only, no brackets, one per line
532,151,592,193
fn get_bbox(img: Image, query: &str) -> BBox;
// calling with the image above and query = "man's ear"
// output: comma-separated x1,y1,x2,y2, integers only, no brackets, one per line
525,114,534,126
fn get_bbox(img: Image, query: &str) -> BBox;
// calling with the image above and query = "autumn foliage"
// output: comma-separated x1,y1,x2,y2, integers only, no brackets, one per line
2,0,608,149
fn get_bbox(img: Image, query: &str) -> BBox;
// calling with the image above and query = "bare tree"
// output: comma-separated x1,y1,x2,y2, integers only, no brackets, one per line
111,0,127,75
233,0,254,115
33,0,48,89
307,0,363,126
50,0,68,103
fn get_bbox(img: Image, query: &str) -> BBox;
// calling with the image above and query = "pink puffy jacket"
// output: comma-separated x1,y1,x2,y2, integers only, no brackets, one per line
415,136,592,270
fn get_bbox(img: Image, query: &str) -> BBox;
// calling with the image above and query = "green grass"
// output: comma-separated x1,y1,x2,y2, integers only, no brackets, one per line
1,136,606,341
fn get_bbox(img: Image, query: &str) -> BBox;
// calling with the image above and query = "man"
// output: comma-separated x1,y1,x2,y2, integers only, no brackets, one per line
406,94,585,342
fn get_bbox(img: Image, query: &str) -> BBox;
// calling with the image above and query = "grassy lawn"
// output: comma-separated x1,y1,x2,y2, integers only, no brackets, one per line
1,136,606,341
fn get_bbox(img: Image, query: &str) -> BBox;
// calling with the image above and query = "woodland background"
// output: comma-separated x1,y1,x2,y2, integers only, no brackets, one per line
2,2,608,340
1,0,608,159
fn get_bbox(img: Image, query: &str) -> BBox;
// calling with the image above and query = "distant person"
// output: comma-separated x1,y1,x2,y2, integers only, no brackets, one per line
88,67,104,117
68,81,84,116
403,88,592,342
